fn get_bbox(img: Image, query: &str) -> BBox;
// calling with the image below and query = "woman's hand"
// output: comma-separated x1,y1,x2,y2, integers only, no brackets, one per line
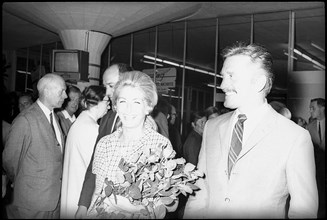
106,195,144,213
75,205,88,219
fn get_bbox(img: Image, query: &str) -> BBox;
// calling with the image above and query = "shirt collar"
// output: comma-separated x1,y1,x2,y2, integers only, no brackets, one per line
37,99,52,121
233,99,269,123
62,109,76,122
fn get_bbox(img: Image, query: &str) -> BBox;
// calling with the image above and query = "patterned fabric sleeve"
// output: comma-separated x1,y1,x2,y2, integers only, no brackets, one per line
92,136,109,177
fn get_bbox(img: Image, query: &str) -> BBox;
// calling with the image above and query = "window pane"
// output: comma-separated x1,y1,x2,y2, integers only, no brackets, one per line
294,8,325,71
254,11,289,100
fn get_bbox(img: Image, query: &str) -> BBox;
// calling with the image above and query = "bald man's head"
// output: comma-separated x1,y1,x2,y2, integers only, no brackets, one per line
37,73,67,110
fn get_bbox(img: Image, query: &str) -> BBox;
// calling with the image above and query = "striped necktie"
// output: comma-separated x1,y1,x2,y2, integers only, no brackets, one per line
228,114,247,178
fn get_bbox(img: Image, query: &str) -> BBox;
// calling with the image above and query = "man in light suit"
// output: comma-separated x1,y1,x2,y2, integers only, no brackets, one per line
307,98,325,218
3,73,67,218
183,43,318,218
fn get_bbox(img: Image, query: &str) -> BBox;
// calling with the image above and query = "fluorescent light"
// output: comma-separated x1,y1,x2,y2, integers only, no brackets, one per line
207,83,222,89
311,42,325,52
162,93,182,99
143,55,163,62
313,64,324,70
293,49,325,70
144,54,222,78
162,60,179,67
17,70,31,75
142,60,163,67
283,52,298,60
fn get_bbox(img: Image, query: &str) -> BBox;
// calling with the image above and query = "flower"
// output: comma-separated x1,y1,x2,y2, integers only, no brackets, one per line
92,143,204,219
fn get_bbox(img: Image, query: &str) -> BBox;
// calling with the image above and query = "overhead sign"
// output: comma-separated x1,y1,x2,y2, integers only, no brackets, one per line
142,68,176,94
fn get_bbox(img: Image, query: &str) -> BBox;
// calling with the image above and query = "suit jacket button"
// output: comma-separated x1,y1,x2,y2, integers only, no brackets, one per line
225,197,230,202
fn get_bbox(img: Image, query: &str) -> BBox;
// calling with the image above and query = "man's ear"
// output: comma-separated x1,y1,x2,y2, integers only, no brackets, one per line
254,74,267,93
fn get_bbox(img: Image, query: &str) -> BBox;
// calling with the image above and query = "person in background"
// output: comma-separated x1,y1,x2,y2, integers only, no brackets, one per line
269,100,292,119
184,42,318,218
204,106,219,120
56,85,82,138
18,92,34,113
2,73,67,219
60,85,109,219
86,71,173,218
293,116,307,129
182,111,207,166
168,104,183,158
307,98,325,218
152,96,170,138
75,63,134,218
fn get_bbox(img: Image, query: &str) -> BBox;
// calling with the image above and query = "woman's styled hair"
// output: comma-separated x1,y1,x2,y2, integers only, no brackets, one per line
112,71,158,112
80,85,106,110
222,42,274,96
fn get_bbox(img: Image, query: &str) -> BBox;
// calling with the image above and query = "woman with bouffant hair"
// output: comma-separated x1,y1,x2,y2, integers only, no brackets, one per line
60,85,110,219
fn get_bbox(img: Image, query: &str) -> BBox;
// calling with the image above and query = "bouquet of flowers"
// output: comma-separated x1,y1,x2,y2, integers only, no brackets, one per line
91,143,204,219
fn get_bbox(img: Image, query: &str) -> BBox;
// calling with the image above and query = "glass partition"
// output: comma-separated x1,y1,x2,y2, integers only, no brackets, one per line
254,11,289,103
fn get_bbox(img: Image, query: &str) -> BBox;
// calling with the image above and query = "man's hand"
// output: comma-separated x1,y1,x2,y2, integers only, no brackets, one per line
75,205,88,219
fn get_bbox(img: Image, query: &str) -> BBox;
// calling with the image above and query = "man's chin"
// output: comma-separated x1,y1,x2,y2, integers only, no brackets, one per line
223,100,237,110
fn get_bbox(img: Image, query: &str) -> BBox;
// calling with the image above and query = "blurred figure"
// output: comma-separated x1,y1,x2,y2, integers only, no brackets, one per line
60,85,108,219
182,111,207,166
56,85,82,138
168,104,183,158
204,106,219,120
18,92,34,113
293,116,308,129
269,100,292,119
307,98,325,218
3,73,67,219
152,96,170,138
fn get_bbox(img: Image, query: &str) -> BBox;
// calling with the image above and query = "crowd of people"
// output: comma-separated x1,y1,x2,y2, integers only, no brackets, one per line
1,42,325,219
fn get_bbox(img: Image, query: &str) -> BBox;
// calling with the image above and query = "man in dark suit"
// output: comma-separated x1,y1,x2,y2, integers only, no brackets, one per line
75,63,133,218
307,98,325,218
3,73,67,218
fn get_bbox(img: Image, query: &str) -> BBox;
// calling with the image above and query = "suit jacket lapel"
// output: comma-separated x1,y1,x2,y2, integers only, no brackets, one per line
34,103,63,153
238,106,278,160
218,111,235,168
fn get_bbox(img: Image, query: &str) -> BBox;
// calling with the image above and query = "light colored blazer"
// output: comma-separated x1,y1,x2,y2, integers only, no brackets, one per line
307,119,325,151
3,102,64,211
184,105,318,219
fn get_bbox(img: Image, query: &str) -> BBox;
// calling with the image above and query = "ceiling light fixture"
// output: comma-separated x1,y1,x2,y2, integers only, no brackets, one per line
293,49,325,70
143,55,223,78
311,42,325,52
161,93,182,99
283,51,297,60
207,83,222,89
313,64,324,71
142,60,164,67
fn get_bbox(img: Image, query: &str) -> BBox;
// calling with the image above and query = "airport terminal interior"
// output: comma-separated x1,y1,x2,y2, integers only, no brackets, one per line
2,2,325,137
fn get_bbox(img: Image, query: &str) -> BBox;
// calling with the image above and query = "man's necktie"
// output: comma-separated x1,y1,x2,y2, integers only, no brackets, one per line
228,114,247,178
50,112,56,135
318,121,322,143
